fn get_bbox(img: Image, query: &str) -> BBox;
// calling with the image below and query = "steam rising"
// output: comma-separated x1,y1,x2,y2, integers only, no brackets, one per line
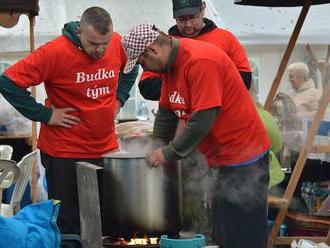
117,127,273,244
119,137,162,156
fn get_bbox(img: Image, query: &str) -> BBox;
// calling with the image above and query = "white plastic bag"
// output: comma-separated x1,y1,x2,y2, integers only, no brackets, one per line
0,95,32,136
291,239,330,248
36,151,48,201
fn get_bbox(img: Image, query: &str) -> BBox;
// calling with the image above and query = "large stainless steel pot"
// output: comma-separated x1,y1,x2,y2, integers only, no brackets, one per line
102,151,182,237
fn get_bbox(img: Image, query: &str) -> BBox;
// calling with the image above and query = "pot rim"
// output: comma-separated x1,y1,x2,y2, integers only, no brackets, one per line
102,151,146,159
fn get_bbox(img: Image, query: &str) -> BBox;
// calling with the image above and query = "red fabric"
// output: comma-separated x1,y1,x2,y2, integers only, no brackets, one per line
5,33,127,158
139,70,161,81
174,27,251,72
160,39,270,166
140,27,251,84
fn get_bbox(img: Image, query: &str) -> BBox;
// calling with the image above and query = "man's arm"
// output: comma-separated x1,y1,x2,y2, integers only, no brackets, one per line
162,107,219,161
0,74,52,122
147,107,219,166
239,71,252,90
0,74,80,127
153,105,179,144
116,64,139,109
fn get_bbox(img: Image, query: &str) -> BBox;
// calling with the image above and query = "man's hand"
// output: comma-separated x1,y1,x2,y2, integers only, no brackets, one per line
146,148,166,167
116,99,123,116
48,107,81,128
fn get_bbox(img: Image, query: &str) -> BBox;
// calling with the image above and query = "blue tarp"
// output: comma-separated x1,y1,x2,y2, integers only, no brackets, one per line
0,200,61,248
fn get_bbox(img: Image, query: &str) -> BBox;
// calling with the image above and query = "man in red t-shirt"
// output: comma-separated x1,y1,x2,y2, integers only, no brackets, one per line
138,0,252,101
0,7,138,234
122,23,270,248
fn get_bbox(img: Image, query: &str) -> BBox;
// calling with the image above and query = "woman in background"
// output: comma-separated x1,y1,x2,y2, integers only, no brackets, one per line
287,62,321,119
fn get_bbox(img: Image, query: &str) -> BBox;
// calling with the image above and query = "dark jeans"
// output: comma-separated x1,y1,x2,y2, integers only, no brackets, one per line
41,152,103,234
212,153,270,248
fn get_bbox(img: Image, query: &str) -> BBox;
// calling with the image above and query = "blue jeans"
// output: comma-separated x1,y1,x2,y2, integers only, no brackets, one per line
212,153,270,248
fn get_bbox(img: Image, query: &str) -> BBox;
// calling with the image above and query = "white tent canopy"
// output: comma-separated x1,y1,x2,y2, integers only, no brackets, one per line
224,3,330,44
1,0,330,53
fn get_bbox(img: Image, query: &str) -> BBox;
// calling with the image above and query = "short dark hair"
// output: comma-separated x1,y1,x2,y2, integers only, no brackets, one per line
81,7,112,35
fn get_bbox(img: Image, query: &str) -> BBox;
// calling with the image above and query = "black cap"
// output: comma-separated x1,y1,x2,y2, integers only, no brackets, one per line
172,0,202,18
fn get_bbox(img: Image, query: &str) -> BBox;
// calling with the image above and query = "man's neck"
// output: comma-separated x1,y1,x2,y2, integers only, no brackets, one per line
166,38,180,71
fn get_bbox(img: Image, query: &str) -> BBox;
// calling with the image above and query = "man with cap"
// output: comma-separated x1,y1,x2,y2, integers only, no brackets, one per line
138,0,253,238
122,22,271,248
138,0,252,101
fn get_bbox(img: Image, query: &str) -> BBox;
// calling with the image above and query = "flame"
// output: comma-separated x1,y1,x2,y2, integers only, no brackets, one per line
149,238,158,245
128,238,148,245
114,237,159,246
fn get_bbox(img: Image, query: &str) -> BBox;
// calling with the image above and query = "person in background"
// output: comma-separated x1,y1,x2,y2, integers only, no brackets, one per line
138,0,251,101
0,7,138,234
280,63,323,213
122,22,271,248
287,62,321,119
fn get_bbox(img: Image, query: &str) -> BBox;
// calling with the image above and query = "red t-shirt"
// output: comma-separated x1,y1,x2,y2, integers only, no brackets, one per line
160,39,270,166
140,27,251,81
5,33,126,158
187,27,251,72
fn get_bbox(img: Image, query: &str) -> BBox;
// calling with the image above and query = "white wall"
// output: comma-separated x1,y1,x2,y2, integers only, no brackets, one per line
245,44,286,103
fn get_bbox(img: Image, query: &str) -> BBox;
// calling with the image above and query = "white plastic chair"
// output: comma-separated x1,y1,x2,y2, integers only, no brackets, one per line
0,159,20,211
0,145,16,208
1,150,38,217
0,145,13,160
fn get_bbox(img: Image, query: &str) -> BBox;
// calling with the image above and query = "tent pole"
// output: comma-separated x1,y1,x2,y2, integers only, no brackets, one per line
29,14,38,203
264,0,312,112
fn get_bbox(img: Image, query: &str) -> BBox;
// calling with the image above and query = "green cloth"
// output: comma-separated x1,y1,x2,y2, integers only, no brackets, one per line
257,107,282,153
62,21,82,48
116,67,139,105
269,150,285,188
257,107,284,187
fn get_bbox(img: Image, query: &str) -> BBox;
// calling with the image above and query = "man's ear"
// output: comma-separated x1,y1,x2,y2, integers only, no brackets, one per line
76,26,82,38
146,44,158,55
